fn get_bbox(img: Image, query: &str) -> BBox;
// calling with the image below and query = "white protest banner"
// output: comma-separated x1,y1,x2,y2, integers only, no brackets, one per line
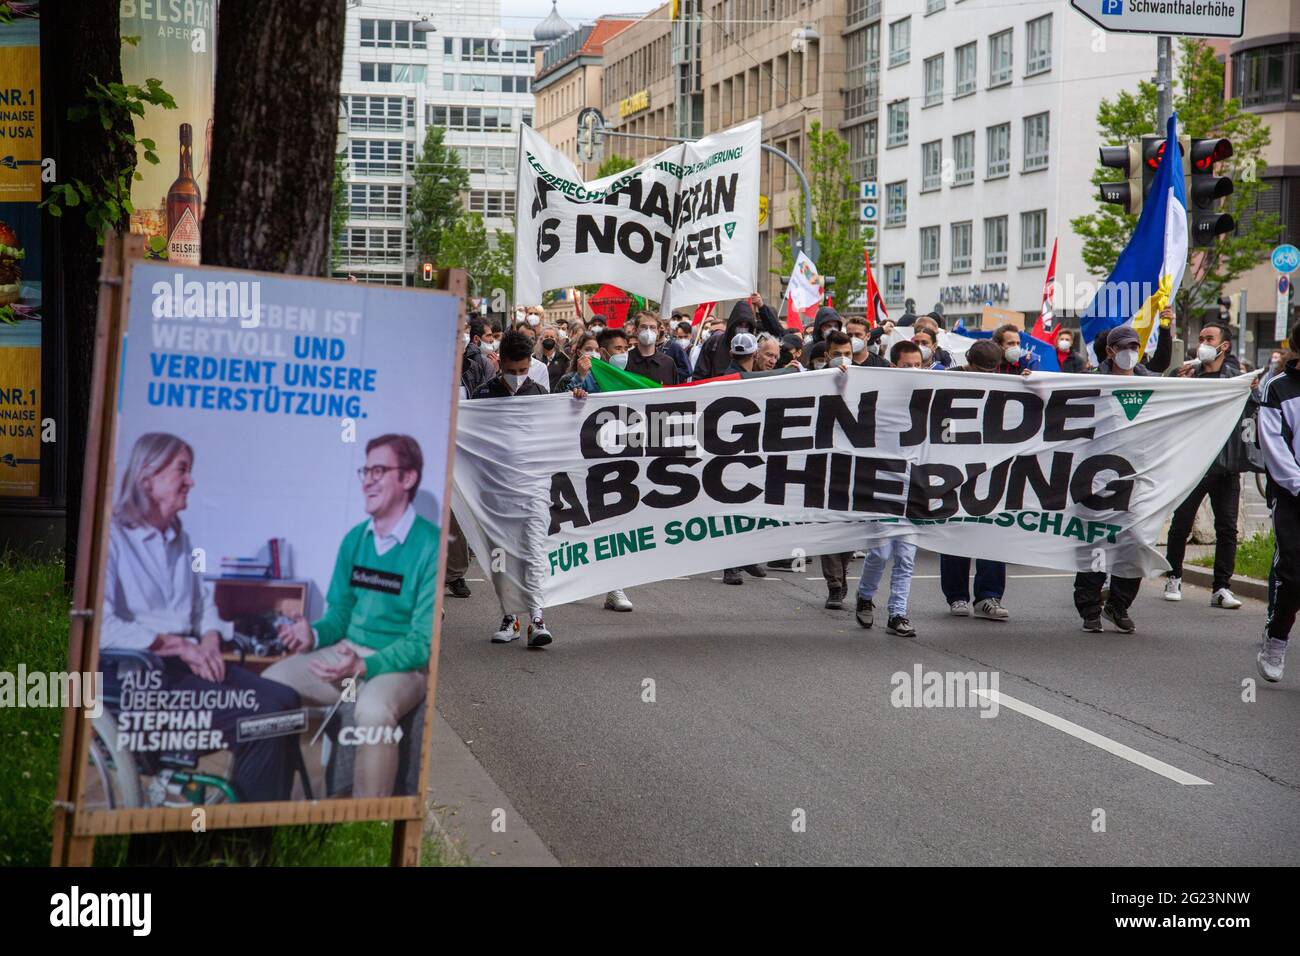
787,251,823,312
453,369,1252,613
514,121,760,313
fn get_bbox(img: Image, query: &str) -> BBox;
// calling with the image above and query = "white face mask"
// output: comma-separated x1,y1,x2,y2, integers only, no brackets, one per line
829,355,850,368
1004,345,1023,364
812,360,827,370
803,335,814,347
591,325,604,335
1197,342,1221,364
581,350,598,363
637,329,657,347
526,315,540,327
504,372,528,391
851,336,866,354
1113,348,1139,370
919,345,933,362
609,352,629,369
482,340,499,353
1057,337,1071,351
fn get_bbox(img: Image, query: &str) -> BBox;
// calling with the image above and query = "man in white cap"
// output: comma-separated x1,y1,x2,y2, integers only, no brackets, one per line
726,331,759,375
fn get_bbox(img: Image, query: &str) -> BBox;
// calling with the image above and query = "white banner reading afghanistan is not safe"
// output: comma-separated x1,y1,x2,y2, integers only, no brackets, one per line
452,368,1253,612
513,121,761,313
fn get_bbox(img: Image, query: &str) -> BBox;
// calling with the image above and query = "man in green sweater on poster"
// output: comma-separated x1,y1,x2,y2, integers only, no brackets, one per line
268,434,439,798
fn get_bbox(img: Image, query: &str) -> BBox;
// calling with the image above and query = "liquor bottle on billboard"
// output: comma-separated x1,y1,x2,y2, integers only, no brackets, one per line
166,123,202,265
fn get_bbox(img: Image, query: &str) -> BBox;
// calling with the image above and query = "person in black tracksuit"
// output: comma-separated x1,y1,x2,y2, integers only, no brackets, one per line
1161,321,1244,608
1257,342,1300,682
693,300,759,379
1074,325,1151,633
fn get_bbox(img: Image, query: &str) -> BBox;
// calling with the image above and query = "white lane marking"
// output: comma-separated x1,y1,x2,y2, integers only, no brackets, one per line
971,689,1212,786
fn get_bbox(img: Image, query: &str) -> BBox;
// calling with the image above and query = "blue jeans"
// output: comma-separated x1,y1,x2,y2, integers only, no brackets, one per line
857,539,917,617
939,554,1005,604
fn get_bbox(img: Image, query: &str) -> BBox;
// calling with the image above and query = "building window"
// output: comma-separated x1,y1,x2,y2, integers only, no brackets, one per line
1026,15,1052,75
426,105,513,131
955,42,977,97
1232,43,1295,108
884,263,906,304
921,141,942,192
341,227,406,263
952,131,974,185
989,29,1013,87
360,62,425,83
348,184,405,221
360,19,427,50
886,100,908,147
468,190,516,217
886,180,907,227
920,226,940,276
454,145,517,174
926,0,946,12
848,119,878,182
347,95,407,131
923,54,944,107
349,139,406,176
951,221,972,273
1023,112,1050,171
987,122,1010,178
984,216,1008,269
888,17,911,67
1021,209,1047,266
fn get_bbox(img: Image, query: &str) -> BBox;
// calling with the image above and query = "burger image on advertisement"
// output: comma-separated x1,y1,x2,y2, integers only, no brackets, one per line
0,220,22,307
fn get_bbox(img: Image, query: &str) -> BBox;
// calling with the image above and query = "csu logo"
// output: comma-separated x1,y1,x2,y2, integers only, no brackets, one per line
1102,0,1123,14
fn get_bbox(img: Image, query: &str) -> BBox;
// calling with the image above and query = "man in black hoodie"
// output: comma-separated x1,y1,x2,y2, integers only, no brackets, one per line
1162,320,1244,608
694,300,758,379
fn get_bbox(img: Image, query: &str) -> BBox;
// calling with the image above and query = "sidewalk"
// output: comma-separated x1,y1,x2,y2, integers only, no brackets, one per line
424,711,559,867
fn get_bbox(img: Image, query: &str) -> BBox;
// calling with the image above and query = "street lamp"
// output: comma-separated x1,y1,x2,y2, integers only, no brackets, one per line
413,14,437,34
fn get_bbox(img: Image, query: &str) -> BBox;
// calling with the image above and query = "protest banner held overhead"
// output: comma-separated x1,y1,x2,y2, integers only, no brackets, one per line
514,121,761,313
453,368,1253,613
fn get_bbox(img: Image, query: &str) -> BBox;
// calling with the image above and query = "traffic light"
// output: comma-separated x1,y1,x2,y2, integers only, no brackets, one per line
1098,143,1143,215
1188,138,1234,247
422,262,434,283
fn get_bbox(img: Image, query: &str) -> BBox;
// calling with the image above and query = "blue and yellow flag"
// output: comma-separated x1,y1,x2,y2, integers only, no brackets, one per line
1081,113,1188,363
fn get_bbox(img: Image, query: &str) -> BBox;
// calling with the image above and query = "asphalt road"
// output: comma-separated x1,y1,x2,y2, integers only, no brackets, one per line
436,551,1300,866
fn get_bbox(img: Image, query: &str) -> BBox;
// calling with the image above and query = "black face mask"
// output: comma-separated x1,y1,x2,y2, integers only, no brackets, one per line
542,338,556,350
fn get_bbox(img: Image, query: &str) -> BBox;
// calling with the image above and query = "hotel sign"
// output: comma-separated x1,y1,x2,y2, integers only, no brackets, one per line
939,282,1010,306
619,89,650,118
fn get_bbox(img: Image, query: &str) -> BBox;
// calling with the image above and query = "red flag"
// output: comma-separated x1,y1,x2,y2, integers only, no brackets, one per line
589,284,632,328
1030,238,1059,345
784,293,817,331
863,246,888,326
691,301,716,327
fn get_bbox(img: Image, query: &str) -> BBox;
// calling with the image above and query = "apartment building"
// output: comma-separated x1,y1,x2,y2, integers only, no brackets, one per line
875,0,1155,325
335,0,541,284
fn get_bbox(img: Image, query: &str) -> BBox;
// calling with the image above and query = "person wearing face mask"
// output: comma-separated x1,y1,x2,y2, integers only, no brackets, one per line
510,320,556,391
555,333,601,395
912,318,954,367
626,311,680,384
642,310,693,382
718,330,772,587
844,318,878,368
536,323,571,390
994,324,1039,375
937,340,1012,621
910,328,946,371
809,331,859,608
694,300,758,379
1071,325,1149,633
674,320,694,351
460,317,496,399
1054,328,1088,373
1161,320,1245,609
812,306,844,344
807,340,829,370
775,332,806,370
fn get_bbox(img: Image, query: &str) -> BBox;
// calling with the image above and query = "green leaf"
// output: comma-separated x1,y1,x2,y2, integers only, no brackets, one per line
63,189,80,207
46,203,62,217
149,235,167,253
140,138,156,150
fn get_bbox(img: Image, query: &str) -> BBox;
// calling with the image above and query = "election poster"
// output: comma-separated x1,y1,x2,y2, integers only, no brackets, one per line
65,259,461,837
514,120,760,313
453,368,1253,612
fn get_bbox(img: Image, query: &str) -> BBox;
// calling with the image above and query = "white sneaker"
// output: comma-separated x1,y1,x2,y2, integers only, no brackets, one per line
604,588,633,612
949,600,971,617
491,614,520,643
1257,634,1287,682
1211,588,1242,609
973,597,1010,621
1163,576,1182,601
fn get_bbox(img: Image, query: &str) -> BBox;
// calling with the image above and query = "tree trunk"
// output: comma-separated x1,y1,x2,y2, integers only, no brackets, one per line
50,0,134,576
201,0,347,275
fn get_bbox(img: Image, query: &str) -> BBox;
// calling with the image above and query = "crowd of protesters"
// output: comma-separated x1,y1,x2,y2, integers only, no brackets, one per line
449,295,1288,684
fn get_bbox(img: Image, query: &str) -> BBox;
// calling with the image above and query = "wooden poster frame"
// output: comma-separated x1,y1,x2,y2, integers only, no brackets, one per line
50,234,467,867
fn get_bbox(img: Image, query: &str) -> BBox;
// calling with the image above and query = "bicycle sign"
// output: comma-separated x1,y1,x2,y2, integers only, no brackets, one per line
1272,244,1299,275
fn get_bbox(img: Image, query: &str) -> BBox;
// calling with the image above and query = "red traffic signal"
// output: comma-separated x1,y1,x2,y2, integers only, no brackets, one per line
421,262,434,282
1190,137,1233,172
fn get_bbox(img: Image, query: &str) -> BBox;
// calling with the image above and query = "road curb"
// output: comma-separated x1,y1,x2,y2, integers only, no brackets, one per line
423,711,560,867
1180,563,1269,602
